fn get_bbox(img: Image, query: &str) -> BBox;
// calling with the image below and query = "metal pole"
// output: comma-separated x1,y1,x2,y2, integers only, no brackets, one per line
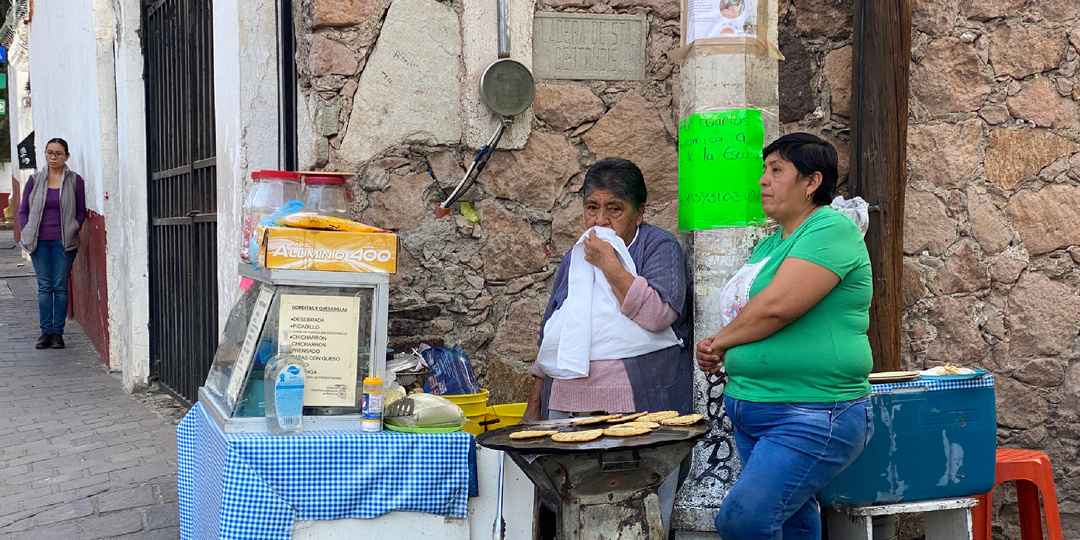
496,0,509,58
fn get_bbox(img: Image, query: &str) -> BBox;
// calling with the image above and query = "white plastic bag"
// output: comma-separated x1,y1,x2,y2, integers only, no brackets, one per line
384,393,466,429
717,257,770,326
536,227,682,380
830,196,870,238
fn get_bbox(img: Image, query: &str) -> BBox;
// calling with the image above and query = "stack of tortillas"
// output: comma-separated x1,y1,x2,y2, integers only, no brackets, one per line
504,411,705,443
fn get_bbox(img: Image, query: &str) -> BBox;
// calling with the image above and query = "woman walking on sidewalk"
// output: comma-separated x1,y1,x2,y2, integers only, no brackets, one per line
18,138,86,349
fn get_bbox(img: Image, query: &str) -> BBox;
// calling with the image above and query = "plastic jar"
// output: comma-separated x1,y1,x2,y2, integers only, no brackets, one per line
361,376,383,432
239,170,262,262
303,176,350,219
249,170,303,231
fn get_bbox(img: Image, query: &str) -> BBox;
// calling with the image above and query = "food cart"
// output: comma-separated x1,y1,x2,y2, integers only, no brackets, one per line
478,418,709,539
176,224,534,539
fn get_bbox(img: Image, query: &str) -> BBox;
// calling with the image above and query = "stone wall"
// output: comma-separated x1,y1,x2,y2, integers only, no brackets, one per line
294,0,682,405
780,0,1080,537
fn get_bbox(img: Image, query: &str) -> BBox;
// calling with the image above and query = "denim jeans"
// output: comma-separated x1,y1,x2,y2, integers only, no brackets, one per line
715,395,875,540
29,240,78,335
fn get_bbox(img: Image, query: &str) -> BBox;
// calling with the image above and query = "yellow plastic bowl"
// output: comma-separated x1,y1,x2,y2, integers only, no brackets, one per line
486,403,527,430
443,389,489,417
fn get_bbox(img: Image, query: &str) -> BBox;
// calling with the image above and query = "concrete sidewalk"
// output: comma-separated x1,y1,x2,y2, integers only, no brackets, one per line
0,230,184,540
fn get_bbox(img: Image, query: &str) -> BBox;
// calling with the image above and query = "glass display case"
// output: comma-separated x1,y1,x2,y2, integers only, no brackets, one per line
199,264,389,432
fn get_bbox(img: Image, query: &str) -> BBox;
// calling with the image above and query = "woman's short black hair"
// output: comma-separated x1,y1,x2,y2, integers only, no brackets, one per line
762,133,839,206
582,157,647,209
46,138,70,155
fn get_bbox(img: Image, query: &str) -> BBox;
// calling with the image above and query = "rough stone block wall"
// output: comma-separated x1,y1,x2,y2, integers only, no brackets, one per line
295,0,682,406
780,0,1080,537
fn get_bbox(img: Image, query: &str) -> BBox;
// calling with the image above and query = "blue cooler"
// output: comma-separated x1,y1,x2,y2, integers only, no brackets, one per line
818,373,996,508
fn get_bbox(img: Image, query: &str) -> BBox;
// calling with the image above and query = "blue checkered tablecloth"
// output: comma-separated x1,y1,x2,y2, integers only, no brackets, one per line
871,372,994,393
178,402,474,540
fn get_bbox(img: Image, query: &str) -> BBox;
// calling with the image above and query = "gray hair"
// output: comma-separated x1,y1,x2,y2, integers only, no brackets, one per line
581,157,648,209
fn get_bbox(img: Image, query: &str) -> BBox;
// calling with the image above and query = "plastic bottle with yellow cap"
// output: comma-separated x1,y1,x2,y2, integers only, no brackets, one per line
361,377,383,432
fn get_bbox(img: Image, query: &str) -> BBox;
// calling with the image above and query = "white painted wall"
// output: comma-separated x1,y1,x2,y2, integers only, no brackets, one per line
7,59,33,196
110,0,151,390
213,0,282,330
6,48,33,235
28,0,110,212
27,0,151,387
460,0,534,151
0,163,11,195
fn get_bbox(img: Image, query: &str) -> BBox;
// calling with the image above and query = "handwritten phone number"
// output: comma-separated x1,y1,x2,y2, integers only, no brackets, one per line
681,190,760,204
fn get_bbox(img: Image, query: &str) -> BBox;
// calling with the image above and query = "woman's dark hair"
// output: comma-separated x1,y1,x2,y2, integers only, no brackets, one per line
762,133,838,206
46,138,70,155
581,157,647,210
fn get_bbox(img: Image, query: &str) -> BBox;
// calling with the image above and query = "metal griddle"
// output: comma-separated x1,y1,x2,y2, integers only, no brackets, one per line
478,418,709,454
477,419,710,539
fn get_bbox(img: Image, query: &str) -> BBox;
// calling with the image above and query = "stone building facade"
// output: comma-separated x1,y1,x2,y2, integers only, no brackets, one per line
780,0,1080,537
294,0,683,406
294,0,1080,536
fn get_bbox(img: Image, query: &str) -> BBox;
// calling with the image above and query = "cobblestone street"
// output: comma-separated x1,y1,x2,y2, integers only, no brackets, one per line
0,230,184,540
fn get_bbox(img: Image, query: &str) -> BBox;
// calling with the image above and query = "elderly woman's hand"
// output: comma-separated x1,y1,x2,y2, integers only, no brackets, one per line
583,229,636,303
583,229,620,272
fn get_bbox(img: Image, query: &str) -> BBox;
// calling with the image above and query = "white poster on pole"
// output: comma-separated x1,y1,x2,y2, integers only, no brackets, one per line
686,0,759,43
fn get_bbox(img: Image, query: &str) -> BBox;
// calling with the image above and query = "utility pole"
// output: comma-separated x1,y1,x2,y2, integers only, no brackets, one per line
851,0,911,373
669,6,780,537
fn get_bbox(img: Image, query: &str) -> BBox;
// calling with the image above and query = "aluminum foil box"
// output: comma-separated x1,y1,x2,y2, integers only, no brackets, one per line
258,226,398,273
818,374,996,508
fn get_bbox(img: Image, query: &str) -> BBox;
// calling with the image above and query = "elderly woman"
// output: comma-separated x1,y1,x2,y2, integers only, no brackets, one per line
696,133,874,540
523,156,693,529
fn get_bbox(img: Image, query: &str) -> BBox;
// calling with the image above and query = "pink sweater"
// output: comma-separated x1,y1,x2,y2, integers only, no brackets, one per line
531,276,678,413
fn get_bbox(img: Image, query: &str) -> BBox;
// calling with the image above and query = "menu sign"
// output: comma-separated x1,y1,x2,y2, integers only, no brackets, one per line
278,294,362,407
226,286,275,410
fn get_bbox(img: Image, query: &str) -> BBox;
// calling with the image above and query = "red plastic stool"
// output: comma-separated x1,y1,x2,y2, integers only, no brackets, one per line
972,449,1062,540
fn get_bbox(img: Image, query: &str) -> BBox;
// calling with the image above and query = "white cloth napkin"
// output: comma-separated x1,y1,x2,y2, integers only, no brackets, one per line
536,227,681,380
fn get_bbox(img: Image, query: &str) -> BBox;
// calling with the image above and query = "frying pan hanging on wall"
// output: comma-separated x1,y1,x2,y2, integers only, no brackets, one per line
435,3,535,218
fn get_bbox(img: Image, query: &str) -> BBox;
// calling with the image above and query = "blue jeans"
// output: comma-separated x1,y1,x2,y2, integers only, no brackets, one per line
29,240,77,335
716,395,875,540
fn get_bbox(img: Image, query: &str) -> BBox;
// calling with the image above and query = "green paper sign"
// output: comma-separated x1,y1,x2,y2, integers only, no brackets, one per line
677,109,766,231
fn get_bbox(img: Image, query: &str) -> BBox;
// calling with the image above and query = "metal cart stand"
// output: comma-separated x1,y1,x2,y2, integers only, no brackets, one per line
199,264,389,432
477,420,709,539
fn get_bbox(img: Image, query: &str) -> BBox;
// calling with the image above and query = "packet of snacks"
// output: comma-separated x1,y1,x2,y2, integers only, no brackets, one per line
281,212,388,233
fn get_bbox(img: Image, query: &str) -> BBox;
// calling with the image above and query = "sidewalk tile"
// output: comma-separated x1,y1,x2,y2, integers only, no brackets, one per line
0,230,184,540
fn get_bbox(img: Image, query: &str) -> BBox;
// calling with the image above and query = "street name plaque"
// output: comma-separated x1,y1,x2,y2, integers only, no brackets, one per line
533,13,647,81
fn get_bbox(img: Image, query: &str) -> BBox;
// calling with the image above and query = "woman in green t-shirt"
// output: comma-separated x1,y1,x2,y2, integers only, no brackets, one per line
695,133,874,540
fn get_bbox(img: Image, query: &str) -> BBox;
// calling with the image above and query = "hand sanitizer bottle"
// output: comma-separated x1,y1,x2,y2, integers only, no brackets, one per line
264,331,305,435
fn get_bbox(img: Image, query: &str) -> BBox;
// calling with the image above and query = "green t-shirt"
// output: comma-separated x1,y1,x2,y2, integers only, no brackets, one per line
723,207,873,403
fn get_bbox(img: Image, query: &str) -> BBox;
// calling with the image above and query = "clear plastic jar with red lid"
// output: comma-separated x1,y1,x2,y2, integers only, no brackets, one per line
303,176,350,219
241,170,303,261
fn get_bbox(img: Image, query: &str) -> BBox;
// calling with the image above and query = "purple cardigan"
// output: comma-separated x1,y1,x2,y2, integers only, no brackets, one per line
538,223,694,417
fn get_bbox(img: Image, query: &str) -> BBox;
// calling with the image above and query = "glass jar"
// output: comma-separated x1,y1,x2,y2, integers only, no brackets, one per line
250,170,303,230
303,176,350,219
